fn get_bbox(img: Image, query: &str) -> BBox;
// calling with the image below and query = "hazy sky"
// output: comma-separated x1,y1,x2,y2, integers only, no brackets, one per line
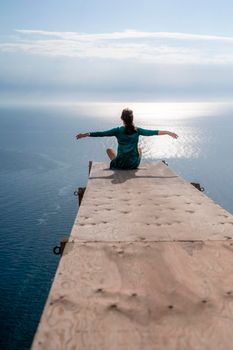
1,0,233,103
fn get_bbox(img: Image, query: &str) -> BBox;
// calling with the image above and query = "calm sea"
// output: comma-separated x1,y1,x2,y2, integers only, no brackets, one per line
1,102,233,349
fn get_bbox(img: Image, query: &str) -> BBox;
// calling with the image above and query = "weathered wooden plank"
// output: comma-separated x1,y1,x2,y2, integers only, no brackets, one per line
31,241,233,350
32,162,233,349
70,162,233,242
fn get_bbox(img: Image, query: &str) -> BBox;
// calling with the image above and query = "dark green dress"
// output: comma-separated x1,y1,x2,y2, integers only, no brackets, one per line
89,126,159,169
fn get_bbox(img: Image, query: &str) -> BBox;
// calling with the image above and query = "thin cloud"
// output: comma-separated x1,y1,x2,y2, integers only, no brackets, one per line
15,29,233,42
0,29,233,64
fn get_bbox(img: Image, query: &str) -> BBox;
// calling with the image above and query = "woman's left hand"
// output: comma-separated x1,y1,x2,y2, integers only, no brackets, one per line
76,133,89,139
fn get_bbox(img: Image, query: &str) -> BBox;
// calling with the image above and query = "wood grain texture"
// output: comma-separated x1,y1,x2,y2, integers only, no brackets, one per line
70,162,233,242
31,162,233,349
32,241,233,350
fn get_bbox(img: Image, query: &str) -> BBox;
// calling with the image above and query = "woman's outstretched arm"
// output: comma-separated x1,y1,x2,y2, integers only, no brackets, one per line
76,127,119,139
137,127,178,139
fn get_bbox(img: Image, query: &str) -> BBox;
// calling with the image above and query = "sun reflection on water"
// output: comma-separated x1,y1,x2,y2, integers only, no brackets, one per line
139,126,202,160
129,102,220,159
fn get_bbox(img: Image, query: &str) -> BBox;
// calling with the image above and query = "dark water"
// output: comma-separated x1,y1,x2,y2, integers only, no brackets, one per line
0,102,233,349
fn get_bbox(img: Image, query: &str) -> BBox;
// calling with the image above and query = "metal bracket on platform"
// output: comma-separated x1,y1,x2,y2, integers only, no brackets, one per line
53,237,69,255
190,182,205,192
162,160,168,166
73,162,92,206
74,187,86,206
89,160,93,175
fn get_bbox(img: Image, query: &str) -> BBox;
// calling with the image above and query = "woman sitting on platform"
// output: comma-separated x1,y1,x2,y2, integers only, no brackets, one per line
76,108,178,170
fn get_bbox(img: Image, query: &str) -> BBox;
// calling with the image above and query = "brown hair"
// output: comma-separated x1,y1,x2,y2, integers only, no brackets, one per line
121,108,136,134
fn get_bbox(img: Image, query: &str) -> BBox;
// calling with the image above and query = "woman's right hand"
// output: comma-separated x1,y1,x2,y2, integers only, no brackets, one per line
168,132,179,139
158,130,179,138
76,133,89,139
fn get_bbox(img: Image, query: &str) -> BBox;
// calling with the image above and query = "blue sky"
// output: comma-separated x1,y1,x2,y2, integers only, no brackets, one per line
1,0,233,103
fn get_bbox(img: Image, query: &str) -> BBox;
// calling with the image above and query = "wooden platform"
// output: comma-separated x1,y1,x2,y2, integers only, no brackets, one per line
31,162,233,350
